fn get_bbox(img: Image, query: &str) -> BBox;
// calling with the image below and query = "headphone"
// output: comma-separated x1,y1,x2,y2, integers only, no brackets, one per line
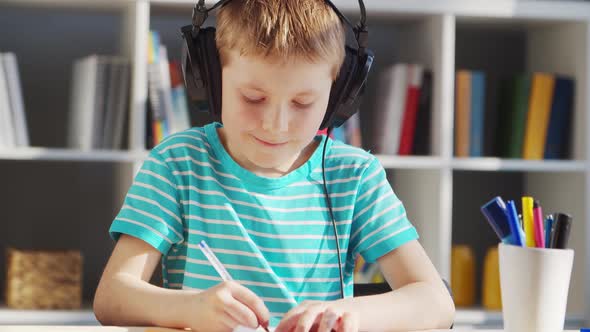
180,0,374,130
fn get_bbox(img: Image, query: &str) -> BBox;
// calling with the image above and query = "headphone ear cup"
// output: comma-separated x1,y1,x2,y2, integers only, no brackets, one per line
181,26,205,103
195,27,223,120
322,46,358,129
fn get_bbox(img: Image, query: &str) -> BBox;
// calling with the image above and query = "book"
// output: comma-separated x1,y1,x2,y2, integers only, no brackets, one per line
345,112,362,148
455,70,471,157
0,53,16,148
523,73,555,159
148,31,166,146
102,60,121,149
500,74,531,159
412,70,433,155
544,77,574,159
2,53,28,147
112,62,131,149
469,70,486,157
398,64,423,155
374,63,407,155
169,61,192,134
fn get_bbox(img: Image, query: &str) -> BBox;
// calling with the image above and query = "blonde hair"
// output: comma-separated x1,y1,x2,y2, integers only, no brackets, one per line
216,0,346,79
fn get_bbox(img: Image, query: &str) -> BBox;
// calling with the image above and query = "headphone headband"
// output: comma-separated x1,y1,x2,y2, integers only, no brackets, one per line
191,0,368,51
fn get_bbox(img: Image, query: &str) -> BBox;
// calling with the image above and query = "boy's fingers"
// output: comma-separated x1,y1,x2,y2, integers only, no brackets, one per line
291,306,324,332
224,297,260,328
337,312,356,332
275,313,302,332
317,310,338,332
222,311,243,331
275,307,306,332
229,282,271,325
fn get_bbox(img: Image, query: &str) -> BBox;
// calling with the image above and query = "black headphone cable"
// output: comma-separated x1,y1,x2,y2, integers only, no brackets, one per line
322,127,345,300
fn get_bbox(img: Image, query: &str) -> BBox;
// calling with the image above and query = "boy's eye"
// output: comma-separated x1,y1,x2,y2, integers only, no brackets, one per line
293,100,313,109
242,95,265,104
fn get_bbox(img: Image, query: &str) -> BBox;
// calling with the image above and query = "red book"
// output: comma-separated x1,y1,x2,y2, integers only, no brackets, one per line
398,65,424,155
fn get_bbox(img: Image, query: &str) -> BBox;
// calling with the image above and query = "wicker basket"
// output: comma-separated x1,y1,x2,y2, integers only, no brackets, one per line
5,248,83,309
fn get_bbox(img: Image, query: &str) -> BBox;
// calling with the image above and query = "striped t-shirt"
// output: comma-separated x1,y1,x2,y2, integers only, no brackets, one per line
109,121,418,325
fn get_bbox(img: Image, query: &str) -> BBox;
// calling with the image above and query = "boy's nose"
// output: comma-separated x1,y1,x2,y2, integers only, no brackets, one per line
262,104,289,133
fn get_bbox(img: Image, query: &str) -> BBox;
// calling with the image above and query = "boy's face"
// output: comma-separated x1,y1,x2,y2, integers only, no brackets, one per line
219,50,334,177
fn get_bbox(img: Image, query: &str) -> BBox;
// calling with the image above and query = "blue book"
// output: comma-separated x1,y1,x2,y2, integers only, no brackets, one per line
331,126,346,143
470,71,486,157
544,77,574,159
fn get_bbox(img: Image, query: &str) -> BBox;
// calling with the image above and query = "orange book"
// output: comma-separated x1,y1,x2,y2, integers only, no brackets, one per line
451,245,475,306
455,70,471,157
482,246,502,310
523,73,555,159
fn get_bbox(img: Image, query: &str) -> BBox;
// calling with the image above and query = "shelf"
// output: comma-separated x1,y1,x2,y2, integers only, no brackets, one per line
451,157,587,172
375,155,445,170
0,0,131,11
454,308,585,327
145,0,590,21
0,306,97,325
455,308,503,326
0,148,149,162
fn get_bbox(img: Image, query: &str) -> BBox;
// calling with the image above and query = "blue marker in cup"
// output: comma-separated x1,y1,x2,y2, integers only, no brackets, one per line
506,200,525,246
481,196,513,244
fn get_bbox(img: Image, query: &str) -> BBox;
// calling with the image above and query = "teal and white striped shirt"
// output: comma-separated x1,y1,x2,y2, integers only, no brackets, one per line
110,122,418,325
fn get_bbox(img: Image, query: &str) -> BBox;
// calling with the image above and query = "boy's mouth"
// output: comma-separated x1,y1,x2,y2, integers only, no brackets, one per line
253,136,288,147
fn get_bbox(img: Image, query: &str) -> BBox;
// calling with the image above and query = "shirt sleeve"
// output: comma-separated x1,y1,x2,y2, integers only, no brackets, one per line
109,149,185,254
349,157,419,263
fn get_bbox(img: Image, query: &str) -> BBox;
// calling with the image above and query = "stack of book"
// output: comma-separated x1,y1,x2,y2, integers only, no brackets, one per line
146,30,192,149
67,55,131,150
455,70,574,160
454,70,486,157
0,52,29,148
373,63,433,156
498,73,574,160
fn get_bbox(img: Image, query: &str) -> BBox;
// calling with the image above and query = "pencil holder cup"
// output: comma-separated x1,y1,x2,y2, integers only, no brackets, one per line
499,243,574,332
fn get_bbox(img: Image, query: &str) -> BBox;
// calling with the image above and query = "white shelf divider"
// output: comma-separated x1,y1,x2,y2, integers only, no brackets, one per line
376,155,444,169
127,0,150,152
0,148,148,162
0,306,97,326
451,158,588,172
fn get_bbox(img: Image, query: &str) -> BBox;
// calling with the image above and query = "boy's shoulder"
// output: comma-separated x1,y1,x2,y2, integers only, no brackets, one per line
150,126,212,159
328,138,377,167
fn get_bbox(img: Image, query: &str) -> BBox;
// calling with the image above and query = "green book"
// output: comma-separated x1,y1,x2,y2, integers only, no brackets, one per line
498,74,531,158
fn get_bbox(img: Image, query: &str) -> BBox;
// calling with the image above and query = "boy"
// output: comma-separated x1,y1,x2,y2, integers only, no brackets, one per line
94,0,455,331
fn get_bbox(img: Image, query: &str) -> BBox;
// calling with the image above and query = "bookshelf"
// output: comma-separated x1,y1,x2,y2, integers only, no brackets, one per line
0,0,589,328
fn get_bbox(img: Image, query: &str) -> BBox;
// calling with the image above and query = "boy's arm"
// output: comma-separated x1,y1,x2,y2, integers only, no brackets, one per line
94,234,271,330
276,240,455,332
338,240,455,331
93,234,197,328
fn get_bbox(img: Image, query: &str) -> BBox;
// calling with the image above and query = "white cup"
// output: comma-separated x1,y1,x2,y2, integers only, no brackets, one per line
499,243,574,332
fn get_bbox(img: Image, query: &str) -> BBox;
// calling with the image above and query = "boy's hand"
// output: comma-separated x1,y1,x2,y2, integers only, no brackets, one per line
275,300,358,332
187,280,270,332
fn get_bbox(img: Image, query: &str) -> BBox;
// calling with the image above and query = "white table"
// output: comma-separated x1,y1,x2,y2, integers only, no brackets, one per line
0,328,581,332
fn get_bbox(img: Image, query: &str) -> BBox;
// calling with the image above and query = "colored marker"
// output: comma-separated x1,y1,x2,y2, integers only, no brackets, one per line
506,200,524,246
522,196,535,247
533,200,545,248
545,214,554,248
481,196,512,244
550,213,573,249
